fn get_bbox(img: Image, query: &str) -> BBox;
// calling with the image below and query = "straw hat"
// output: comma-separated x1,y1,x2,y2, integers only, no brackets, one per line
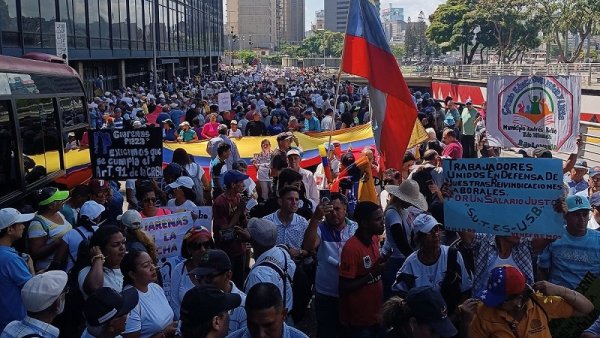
385,180,428,211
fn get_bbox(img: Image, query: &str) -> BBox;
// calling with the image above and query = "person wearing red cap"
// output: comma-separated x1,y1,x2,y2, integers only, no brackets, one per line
468,265,593,337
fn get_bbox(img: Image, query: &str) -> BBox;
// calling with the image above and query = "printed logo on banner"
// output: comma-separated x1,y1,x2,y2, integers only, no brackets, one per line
487,76,580,153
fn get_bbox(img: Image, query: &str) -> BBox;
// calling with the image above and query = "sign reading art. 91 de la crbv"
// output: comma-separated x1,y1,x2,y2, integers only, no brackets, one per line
443,158,564,238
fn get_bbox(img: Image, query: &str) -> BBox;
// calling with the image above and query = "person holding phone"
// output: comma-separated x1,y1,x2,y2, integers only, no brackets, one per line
303,193,358,338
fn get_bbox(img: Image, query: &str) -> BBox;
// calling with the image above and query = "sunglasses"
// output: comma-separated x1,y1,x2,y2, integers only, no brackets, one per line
143,197,157,203
189,241,212,250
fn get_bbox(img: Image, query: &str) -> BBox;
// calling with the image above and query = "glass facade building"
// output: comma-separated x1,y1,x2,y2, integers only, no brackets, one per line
0,0,224,95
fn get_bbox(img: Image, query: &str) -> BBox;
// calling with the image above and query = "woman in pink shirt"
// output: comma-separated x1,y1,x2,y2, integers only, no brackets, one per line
138,186,171,218
200,113,220,139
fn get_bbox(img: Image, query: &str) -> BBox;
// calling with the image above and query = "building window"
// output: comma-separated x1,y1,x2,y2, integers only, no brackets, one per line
17,98,62,184
73,0,87,48
99,0,110,49
59,96,87,128
0,101,20,196
21,0,42,47
0,0,20,46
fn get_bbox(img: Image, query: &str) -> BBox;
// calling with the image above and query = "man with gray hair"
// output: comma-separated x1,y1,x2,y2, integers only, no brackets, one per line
207,124,240,169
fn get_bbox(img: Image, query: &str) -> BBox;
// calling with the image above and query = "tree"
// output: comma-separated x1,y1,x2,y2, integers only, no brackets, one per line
427,0,481,64
391,44,405,58
238,50,256,64
405,17,428,59
277,31,344,58
529,0,600,63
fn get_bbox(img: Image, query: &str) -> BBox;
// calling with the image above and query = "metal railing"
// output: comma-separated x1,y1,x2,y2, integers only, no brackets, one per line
401,63,600,87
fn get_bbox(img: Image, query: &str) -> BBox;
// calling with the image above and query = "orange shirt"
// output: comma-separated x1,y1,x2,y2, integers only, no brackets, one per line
469,294,573,338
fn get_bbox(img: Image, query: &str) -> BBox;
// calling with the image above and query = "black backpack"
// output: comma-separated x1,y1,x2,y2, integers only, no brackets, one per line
440,248,462,315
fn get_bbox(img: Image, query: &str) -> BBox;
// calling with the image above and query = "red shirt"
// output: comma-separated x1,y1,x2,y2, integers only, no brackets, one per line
442,140,463,159
212,194,245,257
339,235,382,327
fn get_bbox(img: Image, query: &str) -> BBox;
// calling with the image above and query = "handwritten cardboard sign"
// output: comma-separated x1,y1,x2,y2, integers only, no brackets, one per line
443,158,564,237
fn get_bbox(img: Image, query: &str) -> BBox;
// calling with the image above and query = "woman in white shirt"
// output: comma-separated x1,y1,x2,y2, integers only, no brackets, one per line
167,176,199,218
228,120,243,138
121,251,176,338
252,139,273,201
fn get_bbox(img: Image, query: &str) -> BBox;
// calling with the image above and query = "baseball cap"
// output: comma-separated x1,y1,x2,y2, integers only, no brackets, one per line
574,160,588,170
80,201,106,220
168,176,195,189
179,121,190,127
223,170,249,186
277,132,293,142
0,208,35,231
406,286,457,337
37,187,70,206
591,192,600,207
590,166,600,177
188,249,232,277
517,148,534,158
247,218,277,247
118,210,143,230
231,120,238,125
566,195,591,212
533,147,552,158
413,214,441,234
84,287,139,327
21,270,68,312
89,179,110,194
286,148,302,158
180,285,241,324
480,265,526,307
465,99,473,104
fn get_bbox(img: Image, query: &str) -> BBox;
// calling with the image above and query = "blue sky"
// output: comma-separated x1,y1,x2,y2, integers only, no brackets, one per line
223,0,445,30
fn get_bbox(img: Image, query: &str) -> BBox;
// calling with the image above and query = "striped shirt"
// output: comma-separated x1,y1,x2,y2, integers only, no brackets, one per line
1,316,59,338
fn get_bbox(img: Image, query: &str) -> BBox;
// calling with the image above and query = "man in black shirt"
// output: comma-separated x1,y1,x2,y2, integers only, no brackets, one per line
245,111,267,136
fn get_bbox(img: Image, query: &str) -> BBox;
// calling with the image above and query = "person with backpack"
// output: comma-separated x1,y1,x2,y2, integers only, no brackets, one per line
28,187,72,272
50,201,104,272
171,148,210,206
392,214,472,317
469,266,593,337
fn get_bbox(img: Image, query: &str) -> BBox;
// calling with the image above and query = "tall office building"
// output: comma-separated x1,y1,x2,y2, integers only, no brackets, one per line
325,0,379,32
313,9,325,31
0,0,224,95
228,0,278,50
283,0,305,44
382,4,405,42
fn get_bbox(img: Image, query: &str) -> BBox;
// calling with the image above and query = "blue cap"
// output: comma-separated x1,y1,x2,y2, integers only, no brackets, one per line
566,195,591,212
223,170,249,186
589,166,600,177
590,192,600,207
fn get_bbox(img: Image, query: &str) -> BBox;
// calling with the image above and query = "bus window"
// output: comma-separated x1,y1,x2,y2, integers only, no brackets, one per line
17,98,62,184
0,101,20,196
59,96,87,127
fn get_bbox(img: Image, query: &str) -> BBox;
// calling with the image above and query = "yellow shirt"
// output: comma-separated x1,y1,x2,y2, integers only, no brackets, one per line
469,294,573,338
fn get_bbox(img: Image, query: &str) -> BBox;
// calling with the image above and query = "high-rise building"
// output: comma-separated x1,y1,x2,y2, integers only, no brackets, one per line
325,0,379,32
382,4,405,42
283,0,305,44
228,0,277,50
313,9,325,31
0,0,224,96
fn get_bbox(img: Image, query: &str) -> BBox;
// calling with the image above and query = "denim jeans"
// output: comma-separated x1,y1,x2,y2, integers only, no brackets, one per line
382,256,405,300
315,293,340,338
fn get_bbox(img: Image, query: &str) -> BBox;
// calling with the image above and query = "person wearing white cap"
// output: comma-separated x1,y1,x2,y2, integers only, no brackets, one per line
49,201,105,272
392,214,472,315
177,121,198,143
228,120,243,138
286,148,319,210
2,270,68,338
0,208,35,331
166,176,199,216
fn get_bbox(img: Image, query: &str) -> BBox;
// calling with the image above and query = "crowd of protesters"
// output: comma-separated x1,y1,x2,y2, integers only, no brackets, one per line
2,65,600,338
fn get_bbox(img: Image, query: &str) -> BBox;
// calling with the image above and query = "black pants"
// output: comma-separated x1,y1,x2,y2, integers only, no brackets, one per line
461,134,476,158
229,253,246,288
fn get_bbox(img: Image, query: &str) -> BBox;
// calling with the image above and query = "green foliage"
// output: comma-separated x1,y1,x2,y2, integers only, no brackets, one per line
238,50,256,64
278,31,344,58
529,0,600,63
391,44,405,58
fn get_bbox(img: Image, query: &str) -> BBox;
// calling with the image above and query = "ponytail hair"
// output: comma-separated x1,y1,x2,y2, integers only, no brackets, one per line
129,228,159,263
380,296,413,333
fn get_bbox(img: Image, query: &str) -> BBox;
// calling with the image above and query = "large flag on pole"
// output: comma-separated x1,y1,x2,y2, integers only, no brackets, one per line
342,0,420,171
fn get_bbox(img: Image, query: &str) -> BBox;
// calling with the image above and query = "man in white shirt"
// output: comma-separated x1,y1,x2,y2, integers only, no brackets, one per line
588,192,600,230
287,148,319,209
320,108,334,132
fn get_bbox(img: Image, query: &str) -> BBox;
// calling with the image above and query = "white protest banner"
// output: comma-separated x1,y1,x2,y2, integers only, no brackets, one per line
55,22,68,61
142,211,193,259
164,206,213,233
218,92,232,112
486,76,580,152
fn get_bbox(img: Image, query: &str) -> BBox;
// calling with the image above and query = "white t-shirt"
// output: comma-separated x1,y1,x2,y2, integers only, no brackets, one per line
588,216,600,230
167,199,198,215
124,283,174,338
229,129,243,138
170,261,194,321
185,163,205,181
78,266,123,298
392,245,472,294
28,213,72,271
62,226,98,272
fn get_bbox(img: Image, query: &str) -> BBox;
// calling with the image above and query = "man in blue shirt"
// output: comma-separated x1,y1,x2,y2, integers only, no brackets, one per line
565,160,589,196
0,208,34,331
169,102,185,125
538,195,600,288
303,111,321,132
